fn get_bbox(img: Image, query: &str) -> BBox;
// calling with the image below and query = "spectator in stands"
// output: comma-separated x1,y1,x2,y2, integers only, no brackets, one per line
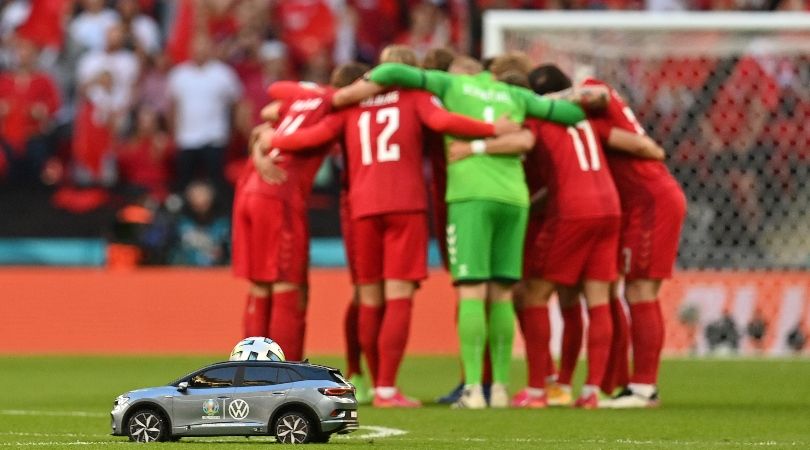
274,0,336,76
13,0,74,68
0,38,61,185
170,180,230,266
72,69,122,185
117,106,173,202
476,1,550,9
76,22,139,109
233,35,289,131
395,2,450,60
73,23,139,185
167,34,242,194
136,51,171,118
69,0,120,52
346,0,403,63
116,0,161,56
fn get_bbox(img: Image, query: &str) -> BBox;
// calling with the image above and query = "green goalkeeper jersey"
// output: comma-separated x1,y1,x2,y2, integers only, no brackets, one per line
369,63,585,206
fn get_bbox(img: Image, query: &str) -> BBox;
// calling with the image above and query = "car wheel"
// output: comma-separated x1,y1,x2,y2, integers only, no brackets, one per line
126,409,167,443
274,411,314,444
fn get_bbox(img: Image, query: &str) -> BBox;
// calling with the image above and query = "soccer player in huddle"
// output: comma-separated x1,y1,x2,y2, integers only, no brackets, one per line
448,83,622,408
231,62,368,361
531,65,686,408
584,73,686,408
365,53,586,408
269,45,517,408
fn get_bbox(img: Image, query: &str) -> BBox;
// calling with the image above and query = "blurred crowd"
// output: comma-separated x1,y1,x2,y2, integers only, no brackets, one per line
0,0,807,267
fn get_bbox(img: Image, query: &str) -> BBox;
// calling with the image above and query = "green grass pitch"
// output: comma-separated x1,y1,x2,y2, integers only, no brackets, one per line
2,356,809,449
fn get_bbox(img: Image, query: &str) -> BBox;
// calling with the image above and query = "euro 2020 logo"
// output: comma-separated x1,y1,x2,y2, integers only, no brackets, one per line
202,399,220,416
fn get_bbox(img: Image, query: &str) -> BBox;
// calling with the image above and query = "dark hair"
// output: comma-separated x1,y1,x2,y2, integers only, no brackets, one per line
330,62,371,88
528,64,572,95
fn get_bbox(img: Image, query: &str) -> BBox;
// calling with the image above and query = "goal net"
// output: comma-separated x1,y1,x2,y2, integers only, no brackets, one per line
485,12,810,355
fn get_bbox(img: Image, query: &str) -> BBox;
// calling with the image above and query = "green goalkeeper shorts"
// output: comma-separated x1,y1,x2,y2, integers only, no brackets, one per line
447,200,528,283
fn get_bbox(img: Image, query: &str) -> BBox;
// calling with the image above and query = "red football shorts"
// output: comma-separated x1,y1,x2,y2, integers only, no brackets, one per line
339,194,359,284
349,211,429,284
524,216,621,285
619,186,687,281
232,193,308,284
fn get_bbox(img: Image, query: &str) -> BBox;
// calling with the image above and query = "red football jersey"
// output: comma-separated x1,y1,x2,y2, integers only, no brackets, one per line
272,89,494,219
583,78,682,200
242,90,334,210
525,118,620,219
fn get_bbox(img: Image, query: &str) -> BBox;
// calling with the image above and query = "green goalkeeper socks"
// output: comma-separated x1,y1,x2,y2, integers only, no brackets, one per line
458,299,487,385
488,301,516,385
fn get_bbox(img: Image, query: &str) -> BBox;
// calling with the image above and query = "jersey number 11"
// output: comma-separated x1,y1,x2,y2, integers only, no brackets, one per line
566,121,601,172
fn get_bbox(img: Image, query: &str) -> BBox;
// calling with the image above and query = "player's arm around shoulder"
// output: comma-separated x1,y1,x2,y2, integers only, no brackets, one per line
332,79,385,108
267,81,324,102
606,128,666,161
413,90,517,138
549,85,610,112
447,129,536,163
516,85,586,126
270,111,345,151
368,63,451,97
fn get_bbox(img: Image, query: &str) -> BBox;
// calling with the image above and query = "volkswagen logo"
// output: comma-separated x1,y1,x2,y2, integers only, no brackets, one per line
228,399,250,420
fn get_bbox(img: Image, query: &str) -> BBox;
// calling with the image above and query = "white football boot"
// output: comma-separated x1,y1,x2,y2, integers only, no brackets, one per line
489,383,509,408
451,384,487,409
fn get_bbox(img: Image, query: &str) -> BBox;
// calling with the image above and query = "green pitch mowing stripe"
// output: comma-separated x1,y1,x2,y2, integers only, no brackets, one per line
1,357,809,449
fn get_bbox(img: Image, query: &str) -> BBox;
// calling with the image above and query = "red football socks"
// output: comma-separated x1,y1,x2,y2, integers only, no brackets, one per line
358,304,384,386
557,302,584,385
269,290,306,361
519,306,551,389
376,298,412,387
344,301,362,378
243,294,269,337
602,297,630,394
585,304,613,387
630,300,664,385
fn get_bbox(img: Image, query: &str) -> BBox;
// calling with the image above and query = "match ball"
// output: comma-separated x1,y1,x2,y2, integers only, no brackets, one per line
229,337,286,361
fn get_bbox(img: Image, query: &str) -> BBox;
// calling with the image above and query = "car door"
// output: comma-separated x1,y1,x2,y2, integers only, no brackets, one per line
229,365,295,434
172,365,237,435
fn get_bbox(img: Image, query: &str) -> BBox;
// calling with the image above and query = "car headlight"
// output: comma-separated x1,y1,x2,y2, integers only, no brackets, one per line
113,395,130,409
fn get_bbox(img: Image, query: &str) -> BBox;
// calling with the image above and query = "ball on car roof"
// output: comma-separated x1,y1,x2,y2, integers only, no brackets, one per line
229,337,286,361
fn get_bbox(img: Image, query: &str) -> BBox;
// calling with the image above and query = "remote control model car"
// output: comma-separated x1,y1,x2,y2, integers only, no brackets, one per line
111,360,358,444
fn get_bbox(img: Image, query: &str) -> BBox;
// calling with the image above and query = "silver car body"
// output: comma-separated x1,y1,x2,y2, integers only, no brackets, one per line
111,361,358,439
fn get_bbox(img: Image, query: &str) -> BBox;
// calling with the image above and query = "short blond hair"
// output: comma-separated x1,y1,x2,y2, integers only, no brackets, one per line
489,51,532,80
379,45,418,67
448,56,483,75
422,47,457,71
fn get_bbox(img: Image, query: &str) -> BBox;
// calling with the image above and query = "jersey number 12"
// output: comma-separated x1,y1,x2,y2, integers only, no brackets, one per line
358,107,400,165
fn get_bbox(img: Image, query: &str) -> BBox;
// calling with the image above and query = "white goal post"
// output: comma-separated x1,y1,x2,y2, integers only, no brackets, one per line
483,11,810,58
482,11,810,271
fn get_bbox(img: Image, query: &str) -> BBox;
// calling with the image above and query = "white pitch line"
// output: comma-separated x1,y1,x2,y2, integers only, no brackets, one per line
0,433,107,438
336,425,408,440
391,437,806,447
0,410,107,418
0,442,129,447
0,424,408,446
